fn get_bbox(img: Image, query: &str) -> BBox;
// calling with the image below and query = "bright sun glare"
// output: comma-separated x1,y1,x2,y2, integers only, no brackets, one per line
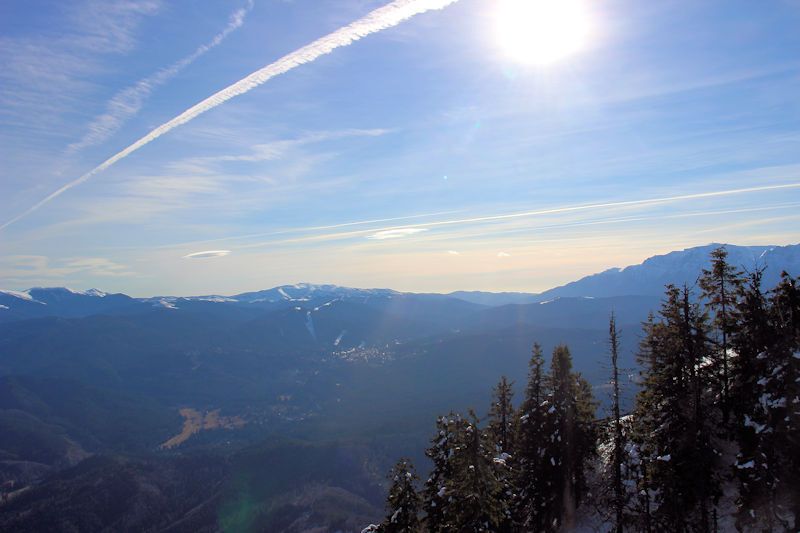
494,0,593,66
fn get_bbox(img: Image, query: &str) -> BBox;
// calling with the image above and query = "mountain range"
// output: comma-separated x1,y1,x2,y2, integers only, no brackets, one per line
3,243,797,319
0,243,797,531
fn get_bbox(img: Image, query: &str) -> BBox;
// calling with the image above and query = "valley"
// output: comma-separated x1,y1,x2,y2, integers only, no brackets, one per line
0,243,798,531
160,408,247,449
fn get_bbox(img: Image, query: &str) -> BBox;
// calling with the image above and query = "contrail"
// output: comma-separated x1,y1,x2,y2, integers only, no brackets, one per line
67,1,254,154
0,0,459,231
393,182,800,230
230,182,800,248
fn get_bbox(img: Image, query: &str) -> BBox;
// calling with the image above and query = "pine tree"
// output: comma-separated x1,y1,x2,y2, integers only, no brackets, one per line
762,272,800,528
379,459,421,533
699,245,743,424
730,268,773,529
573,371,598,507
631,284,719,531
486,376,515,455
513,343,551,531
484,376,516,531
680,285,718,532
630,313,658,533
609,313,625,533
447,411,507,532
542,344,597,531
423,413,463,532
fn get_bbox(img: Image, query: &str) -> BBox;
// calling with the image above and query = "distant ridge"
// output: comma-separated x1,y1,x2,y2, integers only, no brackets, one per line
1,243,798,316
534,243,799,301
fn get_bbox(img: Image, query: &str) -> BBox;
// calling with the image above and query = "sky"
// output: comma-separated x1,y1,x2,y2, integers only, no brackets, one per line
1,0,799,296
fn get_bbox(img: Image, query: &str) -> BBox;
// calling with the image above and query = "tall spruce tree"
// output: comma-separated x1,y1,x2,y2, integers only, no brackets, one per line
542,345,597,531
762,272,800,528
680,285,718,532
487,376,515,455
730,268,773,529
485,376,516,531
631,284,719,531
513,343,551,531
609,313,626,533
447,411,507,532
631,313,657,533
423,413,463,531
699,246,743,424
379,459,421,533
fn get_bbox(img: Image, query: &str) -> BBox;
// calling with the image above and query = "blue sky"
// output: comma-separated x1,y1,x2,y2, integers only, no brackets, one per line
1,0,799,296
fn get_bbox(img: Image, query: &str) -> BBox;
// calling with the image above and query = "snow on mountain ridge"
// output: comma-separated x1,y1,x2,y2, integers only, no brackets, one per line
0,289,39,302
536,243,798,300
1,244,797,312
233,283,399,304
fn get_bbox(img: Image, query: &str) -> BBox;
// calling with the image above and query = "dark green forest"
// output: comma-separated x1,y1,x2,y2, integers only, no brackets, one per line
368,248,800,532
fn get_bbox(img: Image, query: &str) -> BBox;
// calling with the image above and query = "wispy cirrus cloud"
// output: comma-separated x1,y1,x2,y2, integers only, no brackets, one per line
0,255,134,283
67,1,254,153
0,0,460,231
202,181,800,251
190,128,390,164
0,0,161,130
32,127,395,230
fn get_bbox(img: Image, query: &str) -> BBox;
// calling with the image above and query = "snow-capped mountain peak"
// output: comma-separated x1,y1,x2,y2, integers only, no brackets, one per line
535,243,798,300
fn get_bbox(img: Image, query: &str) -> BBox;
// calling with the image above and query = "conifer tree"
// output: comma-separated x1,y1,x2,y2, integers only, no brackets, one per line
486,376,515,455
762,272,800,528
631,285,719,531
542,344,597,531
573,371,598,506
630,313,658,533
680,285,717,532
729,268,772,529
448,411,507,532
699,245,743,424
423,413,463,531
379,459,421,533
485,376,516,531
632,287,689,529
608,313,625,533
513,343,551,531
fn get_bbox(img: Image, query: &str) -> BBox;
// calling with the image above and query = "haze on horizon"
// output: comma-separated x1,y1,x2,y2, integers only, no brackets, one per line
2,0,800,297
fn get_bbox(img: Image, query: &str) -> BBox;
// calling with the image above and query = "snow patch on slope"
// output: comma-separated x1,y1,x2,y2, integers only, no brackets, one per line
0,289,39,302
157,298,178,310
305,311,317,341
334,330,347,346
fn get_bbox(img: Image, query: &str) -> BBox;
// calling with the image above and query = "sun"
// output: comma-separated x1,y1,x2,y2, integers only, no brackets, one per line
494,0,593,66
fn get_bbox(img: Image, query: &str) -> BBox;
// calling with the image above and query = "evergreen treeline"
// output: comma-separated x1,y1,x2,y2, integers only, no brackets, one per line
365,248,800,532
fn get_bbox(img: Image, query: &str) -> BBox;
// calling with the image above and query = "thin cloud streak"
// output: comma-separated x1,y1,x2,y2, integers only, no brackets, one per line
403,183,800,231
233,182,800,249
393,203,800,246
143,209,464,250
183,250,231,258
191,128,390,164
367,227,428,239
0,0,460,231
67,1,254,154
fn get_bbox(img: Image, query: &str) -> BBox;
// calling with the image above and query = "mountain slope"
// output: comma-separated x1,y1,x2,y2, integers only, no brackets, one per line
535,243,800,300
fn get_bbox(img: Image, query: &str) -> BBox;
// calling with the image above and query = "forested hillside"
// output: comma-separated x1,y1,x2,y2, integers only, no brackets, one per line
367,248,800,532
